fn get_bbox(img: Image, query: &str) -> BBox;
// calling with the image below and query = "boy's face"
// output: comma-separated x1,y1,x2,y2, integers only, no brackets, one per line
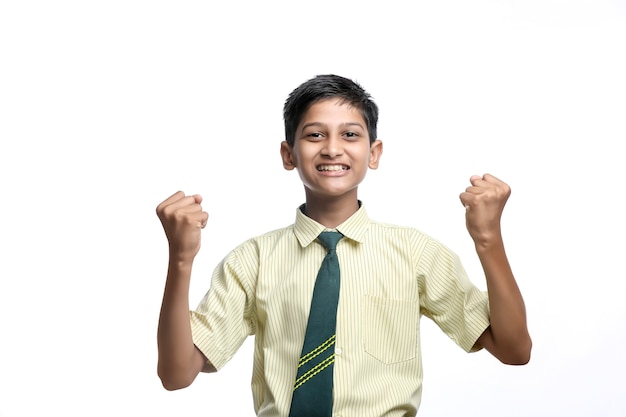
280,98,383,201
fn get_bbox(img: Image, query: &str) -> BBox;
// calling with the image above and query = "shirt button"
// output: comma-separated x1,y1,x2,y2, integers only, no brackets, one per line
335,347,343,355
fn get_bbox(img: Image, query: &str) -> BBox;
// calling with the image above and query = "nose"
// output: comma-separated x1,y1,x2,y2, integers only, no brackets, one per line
322,135,343,158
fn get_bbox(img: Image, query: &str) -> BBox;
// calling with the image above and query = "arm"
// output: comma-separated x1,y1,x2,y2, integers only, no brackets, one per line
155,191,215,391
460,174,532,365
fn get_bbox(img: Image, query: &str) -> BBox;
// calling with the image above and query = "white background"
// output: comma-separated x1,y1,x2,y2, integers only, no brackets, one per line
1,1,625,416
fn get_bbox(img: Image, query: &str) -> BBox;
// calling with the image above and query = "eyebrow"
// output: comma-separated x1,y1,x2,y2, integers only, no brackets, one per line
301,122,365,130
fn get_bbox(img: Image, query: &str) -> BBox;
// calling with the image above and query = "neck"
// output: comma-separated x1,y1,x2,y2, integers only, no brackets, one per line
302,191,360,229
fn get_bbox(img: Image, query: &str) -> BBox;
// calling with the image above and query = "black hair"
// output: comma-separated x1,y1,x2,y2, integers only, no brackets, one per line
283,74,379,146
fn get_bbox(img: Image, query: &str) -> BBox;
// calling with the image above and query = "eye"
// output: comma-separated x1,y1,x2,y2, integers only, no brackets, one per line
343,131,360,140
305,132,324,140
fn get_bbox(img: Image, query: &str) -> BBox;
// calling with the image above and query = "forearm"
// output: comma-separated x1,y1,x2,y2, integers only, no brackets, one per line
476,238,532,364
157,258,205,389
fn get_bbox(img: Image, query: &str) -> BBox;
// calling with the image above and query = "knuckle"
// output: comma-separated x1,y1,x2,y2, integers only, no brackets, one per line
163,205,175,217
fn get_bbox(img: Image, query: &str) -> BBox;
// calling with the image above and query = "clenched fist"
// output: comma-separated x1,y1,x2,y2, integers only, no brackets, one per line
156,191,209,263
459,174,511,248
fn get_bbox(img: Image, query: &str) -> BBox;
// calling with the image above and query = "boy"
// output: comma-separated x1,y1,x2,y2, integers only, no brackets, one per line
156,74,532,416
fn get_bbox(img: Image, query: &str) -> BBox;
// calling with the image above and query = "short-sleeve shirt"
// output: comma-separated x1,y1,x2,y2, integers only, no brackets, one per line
190,203,490,417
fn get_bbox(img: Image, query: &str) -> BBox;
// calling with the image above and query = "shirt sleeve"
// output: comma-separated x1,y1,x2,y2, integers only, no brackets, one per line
190,241,258,370
417,238,490,353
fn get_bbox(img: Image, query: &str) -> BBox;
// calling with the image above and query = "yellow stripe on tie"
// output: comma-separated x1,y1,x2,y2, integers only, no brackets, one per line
293,353,335,391
297,335,336,368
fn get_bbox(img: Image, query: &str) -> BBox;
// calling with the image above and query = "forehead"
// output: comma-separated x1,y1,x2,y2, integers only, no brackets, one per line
298,98,366,128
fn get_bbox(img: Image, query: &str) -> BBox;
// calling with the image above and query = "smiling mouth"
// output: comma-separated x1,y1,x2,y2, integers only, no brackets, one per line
317,164,349,171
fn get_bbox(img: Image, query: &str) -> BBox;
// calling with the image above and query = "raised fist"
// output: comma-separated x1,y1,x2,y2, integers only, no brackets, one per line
459,174,511,247
156,191,209,262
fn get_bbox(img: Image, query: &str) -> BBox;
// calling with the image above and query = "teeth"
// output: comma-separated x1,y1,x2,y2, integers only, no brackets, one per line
318,165,347,171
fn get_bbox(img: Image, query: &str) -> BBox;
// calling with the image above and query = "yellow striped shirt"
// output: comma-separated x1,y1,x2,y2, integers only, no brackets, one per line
190,204,490,416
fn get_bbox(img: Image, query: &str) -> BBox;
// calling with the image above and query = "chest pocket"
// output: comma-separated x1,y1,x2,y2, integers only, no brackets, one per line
362,295,419,364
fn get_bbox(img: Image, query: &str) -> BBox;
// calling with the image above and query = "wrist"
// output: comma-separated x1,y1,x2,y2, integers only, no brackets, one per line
472,234,505,254
168,250,195,269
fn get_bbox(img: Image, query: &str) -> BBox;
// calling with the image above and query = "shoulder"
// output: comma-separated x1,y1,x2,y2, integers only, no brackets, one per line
367,219,457,258
368,219,434,242
215,224,296,278
251,224,296,243
229,224,296,254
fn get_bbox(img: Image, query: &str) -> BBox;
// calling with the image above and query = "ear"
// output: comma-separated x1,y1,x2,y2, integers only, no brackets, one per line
280,141,297,170
368,139,383,169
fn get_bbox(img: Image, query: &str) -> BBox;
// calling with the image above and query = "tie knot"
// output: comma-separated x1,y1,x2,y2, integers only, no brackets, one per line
318,231,343,252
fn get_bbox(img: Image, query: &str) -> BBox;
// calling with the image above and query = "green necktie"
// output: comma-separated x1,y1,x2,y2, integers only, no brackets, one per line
289,231,343,417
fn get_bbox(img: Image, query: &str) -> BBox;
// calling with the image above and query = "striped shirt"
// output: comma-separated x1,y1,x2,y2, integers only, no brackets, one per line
190,204,490,416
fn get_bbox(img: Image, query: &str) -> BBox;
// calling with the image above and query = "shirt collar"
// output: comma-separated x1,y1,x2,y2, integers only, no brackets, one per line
293,201,370,248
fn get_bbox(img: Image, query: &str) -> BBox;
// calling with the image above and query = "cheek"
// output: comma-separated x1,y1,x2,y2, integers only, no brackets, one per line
357,149,374,165
294,146,317,164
